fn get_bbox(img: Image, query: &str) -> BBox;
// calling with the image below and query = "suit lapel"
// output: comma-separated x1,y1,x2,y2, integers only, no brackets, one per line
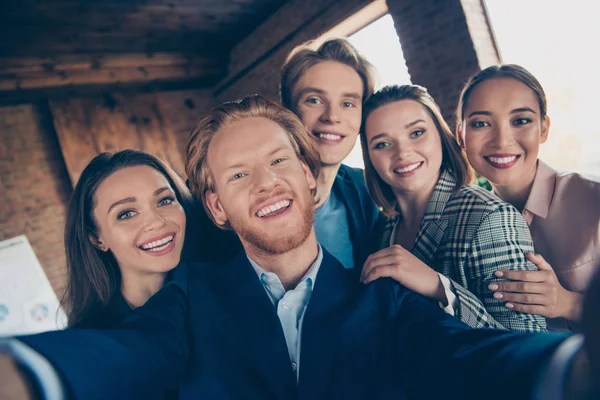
298,251,360,400
208,253,296,398
412,170,455,266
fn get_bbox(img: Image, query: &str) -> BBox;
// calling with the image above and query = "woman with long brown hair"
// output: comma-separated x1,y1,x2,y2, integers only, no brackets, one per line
63,149,193,328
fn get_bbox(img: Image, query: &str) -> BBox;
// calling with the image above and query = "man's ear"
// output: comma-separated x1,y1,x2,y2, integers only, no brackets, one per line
456,123,466,149
301,161,317,191
204,190,228,227
88,233,108,252
540,115,551,144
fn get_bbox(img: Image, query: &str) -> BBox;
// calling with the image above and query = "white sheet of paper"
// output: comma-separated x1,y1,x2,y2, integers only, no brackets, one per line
0,235,67,336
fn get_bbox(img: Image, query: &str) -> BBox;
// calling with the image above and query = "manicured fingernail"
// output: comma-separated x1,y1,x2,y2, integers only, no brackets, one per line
494,271,504,277
505,303,514,309
493,292,503,299
488,284,498,290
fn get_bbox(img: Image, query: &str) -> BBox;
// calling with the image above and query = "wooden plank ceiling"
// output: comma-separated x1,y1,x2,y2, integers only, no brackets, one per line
0,0,286,99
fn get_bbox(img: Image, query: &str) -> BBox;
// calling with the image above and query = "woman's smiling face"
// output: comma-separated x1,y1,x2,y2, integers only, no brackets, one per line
460,77,549,188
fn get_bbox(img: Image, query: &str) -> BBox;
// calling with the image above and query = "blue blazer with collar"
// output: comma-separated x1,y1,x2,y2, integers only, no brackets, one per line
19,249,567,400
192,164,380,267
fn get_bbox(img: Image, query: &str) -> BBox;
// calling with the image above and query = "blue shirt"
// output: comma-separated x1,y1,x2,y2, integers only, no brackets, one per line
314,191,354,269
247,246,323,381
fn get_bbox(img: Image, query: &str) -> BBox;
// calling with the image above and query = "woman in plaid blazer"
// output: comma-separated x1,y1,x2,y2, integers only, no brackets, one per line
358,84,546,332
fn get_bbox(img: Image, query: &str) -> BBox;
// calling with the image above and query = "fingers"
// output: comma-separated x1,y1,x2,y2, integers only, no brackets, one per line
362,264,397,284
362,246,406,281
525,253,553,271
503,302,546,315
492,291,546,305
488,281,546,294
494,269,547,282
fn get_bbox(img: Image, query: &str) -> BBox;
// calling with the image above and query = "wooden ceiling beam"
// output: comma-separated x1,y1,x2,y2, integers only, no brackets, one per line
0,52,227,94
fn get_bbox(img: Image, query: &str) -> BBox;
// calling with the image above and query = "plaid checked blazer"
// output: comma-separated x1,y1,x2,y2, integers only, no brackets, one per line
375,170,547,332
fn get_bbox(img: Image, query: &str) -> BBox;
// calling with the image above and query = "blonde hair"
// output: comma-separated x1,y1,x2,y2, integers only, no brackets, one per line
186,95,321,227
361,85,474,218
280,37,377,111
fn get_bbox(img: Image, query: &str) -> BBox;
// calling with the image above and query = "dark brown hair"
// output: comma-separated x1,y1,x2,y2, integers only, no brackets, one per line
361,85,473,217
63,150,192,327
456,64,548,129
280,37,377,111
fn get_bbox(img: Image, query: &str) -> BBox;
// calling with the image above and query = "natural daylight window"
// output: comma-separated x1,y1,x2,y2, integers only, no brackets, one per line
485,0,600,175
343,14,411,169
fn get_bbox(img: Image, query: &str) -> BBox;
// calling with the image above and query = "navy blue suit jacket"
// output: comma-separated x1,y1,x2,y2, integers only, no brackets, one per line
20,250,566,400
192,164,380,267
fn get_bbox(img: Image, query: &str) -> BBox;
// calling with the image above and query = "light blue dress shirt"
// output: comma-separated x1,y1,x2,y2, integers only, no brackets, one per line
314,191,354,270
247,245,323,381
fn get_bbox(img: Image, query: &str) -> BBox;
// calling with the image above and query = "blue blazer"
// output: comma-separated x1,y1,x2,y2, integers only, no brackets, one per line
20,250,567,400
192,164,380,267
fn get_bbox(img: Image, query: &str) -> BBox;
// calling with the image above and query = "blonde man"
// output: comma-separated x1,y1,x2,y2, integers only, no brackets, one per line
279,38,380,270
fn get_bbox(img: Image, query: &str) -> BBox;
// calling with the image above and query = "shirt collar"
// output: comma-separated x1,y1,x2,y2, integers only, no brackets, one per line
523,160,556,219
247,244,323,291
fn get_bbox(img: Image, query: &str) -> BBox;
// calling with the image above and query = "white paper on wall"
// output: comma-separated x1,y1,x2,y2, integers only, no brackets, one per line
0,235,67,336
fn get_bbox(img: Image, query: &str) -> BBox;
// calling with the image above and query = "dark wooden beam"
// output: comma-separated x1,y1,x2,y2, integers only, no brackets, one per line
0,52,227,103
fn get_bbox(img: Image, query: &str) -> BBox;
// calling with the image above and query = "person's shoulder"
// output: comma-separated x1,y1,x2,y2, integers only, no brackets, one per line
555,167,600,201
336,164,366,183
448,183,515,215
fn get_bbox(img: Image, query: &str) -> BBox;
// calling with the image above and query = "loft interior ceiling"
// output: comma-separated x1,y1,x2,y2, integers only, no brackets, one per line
0,0,287,101
1,0,286,56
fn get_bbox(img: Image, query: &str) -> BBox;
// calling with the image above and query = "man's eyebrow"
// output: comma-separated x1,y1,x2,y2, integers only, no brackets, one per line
342,92,362,100
295,87,325,98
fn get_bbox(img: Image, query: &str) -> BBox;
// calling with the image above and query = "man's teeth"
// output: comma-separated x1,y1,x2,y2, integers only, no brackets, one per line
319,133,342,141
141,234,174,251
257,200,290,218
487,155,518,164
394,162,421,174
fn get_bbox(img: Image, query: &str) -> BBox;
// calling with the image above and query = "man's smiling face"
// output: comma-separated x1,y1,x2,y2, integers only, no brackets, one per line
204,116,317,255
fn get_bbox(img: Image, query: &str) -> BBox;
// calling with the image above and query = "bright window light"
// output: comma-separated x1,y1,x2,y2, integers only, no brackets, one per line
485,0,600,175
343,14,411,169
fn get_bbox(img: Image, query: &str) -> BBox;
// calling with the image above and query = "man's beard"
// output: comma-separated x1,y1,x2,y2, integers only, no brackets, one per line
230,194,315,255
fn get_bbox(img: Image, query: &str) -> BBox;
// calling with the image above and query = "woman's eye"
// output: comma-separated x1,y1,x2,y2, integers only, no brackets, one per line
513,118,532,126
411,129,425,138
117,210,135,220
158,196,175,207
470,120,490,128
272,158,286,165
373,142,391,149
231,172,247,181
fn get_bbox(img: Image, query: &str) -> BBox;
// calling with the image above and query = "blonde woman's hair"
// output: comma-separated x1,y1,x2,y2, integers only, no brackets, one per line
360,85,474,218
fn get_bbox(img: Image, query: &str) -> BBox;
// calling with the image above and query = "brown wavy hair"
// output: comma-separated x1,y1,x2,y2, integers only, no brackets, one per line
63,150,193,327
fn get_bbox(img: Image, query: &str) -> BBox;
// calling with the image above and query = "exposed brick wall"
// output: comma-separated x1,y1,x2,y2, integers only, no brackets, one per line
0,103,72,298
0,89,214,299
387,0,499,126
